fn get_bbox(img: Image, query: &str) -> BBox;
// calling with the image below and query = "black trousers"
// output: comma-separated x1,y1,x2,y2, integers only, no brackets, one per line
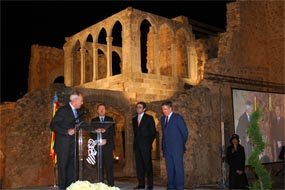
102,148,114,186
135,147,153,187
56,142,75,190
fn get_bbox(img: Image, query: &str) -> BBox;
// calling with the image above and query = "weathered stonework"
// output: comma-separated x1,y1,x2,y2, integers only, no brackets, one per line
2,1,285,189
207,1,285,84
28,45,64,91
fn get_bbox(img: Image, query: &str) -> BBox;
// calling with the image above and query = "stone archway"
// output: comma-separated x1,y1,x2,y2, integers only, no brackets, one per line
69,88,135,180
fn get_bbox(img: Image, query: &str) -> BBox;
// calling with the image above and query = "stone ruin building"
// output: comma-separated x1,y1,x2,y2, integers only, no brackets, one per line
0,1,284,189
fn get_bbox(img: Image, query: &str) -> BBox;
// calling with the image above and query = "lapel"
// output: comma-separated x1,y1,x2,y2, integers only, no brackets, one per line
67,103,76,120
163,115,168,130
167,114,173,128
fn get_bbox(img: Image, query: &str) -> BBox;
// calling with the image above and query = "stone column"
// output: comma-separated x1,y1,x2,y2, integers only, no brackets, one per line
63,45,73,86
121,22,131,74
186,42,191,79
153,31,159,75
188,43,198,82
106,36,113,77
92,42,98,81
80,48,86,84
171,37,176,77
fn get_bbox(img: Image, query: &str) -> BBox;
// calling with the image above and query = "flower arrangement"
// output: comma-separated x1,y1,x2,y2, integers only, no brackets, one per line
67,180,120,190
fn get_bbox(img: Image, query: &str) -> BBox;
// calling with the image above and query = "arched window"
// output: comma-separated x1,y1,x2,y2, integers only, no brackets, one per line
53,76,64,83
140,20,152,73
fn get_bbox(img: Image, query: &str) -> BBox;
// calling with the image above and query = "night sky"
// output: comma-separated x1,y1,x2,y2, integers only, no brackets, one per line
1,0,232,102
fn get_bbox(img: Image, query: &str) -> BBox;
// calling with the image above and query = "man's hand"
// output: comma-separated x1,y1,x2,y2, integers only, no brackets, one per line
68,128,75,136
236,170,243,175
99,139,107,145
96,128,106,133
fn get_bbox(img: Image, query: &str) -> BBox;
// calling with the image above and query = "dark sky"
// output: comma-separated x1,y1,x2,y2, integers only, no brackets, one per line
1,0,232,102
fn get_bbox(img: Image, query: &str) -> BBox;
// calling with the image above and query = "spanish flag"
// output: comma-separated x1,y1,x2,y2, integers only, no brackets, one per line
50,92,59,166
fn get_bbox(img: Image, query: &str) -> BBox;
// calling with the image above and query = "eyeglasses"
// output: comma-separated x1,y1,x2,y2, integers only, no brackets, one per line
136,106,143,109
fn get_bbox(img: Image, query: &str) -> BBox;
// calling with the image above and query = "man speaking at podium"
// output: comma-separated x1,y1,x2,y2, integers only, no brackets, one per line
50,90,84,190
90,103,115,186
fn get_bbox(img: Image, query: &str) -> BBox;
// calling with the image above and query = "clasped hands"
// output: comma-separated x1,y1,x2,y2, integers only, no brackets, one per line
95,128,107,145
236,170,243,175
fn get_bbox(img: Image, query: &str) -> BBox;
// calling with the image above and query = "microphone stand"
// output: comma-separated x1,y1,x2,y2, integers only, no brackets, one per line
89,121,115,183
73,110,89,182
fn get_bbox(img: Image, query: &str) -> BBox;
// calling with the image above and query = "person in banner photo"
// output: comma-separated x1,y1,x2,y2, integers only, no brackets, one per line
271,105,285,161
50,90,84,190
236,101,253,163
160,101,188,190
132,102,156,190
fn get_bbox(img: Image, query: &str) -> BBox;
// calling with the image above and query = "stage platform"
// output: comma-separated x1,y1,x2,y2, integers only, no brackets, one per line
3,175,284,190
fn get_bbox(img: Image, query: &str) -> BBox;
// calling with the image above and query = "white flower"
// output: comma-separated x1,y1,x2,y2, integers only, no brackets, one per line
67,180,120,190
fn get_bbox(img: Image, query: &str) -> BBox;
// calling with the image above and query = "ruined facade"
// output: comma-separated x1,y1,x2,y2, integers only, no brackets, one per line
1,1,284,189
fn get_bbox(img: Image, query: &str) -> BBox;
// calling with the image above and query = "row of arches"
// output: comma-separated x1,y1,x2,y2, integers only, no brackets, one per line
65,13,193,86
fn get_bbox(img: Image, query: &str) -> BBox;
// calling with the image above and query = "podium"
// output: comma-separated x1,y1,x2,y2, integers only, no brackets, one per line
76,120,115,183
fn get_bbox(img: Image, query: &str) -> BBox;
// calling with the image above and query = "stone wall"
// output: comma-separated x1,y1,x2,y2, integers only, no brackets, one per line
0,102,16,188
207,1,284,84
2,0,285,189
1,89,54,188
0,84,223,188
28,45,64,92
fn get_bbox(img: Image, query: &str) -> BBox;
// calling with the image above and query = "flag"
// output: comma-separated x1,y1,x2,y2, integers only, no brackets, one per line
50,92,59,166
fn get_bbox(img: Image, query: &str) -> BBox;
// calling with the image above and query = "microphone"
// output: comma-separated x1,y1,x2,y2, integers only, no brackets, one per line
74,108,89,122
74,108,90,130
82,108,89,114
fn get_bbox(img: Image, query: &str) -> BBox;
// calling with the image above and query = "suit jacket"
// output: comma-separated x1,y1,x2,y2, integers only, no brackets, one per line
50,103,78,151
161,113,188,155
90,116,115,151
132,113,156,152
271,116,285,142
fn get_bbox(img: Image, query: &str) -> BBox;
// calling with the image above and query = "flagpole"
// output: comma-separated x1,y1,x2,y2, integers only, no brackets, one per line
50,92,58,188
53,163,58,188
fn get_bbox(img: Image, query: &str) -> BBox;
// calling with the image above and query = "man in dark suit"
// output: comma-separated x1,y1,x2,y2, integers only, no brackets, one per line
271,105,285,161
132,102,156,190
90,103,115,186
50,90,84,190
161,101,188,190
236,101,253,163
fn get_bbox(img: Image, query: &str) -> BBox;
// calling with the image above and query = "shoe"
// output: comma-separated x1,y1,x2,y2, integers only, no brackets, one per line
133,185,145,189
146,186,153,190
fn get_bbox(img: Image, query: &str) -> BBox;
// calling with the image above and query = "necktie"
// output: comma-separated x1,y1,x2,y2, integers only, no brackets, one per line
138,115,143,126
73,109,79,123
100,117,104,123
73,109,77,118
164,116,168,128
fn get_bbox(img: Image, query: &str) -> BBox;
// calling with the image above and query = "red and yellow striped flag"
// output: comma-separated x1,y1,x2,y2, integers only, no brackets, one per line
50,92,59,166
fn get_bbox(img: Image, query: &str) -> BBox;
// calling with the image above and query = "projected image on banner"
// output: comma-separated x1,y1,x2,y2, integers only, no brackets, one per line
232,89,285,164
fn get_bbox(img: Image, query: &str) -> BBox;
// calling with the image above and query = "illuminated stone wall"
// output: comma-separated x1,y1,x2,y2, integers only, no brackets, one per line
2,0,284,189
28,45,64,91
